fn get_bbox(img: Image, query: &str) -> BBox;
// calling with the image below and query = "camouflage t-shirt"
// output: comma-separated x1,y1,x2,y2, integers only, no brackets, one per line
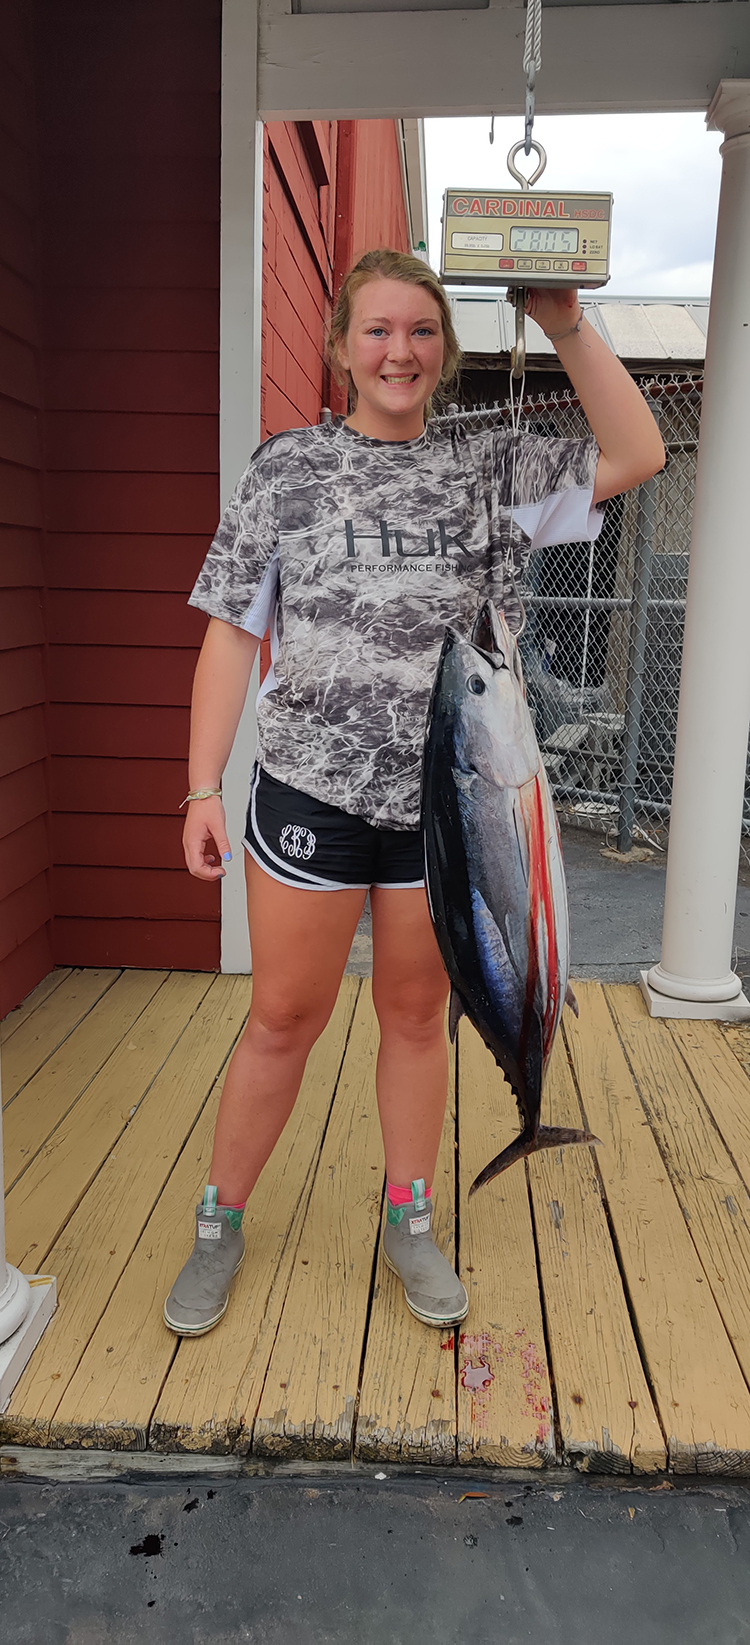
188,417,602,829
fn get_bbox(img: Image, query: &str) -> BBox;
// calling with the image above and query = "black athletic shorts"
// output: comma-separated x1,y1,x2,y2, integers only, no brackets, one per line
243,765,425,891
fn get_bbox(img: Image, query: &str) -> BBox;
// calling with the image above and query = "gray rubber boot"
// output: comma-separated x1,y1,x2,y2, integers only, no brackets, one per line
382,1179,468,1328
163,1188,245,1336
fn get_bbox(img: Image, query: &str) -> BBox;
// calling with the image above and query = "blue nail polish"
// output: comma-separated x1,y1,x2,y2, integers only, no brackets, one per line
223,851,232,861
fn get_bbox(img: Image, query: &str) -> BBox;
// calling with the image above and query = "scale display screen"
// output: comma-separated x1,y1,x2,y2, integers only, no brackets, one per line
441,188,612,287
509,225,579,254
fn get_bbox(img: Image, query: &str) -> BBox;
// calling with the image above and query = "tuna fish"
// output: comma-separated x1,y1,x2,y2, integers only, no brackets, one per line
422,600,598,1195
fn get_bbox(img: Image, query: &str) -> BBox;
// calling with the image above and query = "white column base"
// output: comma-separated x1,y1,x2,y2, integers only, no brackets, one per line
640,970,750,1022
0,1263,31,1344
0,1276,57,1414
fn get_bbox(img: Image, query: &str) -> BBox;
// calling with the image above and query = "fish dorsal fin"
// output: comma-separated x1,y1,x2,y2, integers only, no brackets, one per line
565,982,579,1018
448,987,465,1044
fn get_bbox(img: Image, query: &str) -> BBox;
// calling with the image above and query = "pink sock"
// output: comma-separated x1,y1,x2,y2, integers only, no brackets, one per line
221,1201,247,1210
387,1182,432,1207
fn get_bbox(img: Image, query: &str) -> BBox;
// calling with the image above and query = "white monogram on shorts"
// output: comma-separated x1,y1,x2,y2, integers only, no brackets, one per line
279,823,317,861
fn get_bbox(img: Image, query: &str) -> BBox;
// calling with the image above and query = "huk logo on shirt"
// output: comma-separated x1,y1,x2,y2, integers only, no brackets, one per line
344,519,477,569
279,823,317,860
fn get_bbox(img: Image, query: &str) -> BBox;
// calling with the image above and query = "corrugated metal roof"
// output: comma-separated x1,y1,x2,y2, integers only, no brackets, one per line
447,291,709,364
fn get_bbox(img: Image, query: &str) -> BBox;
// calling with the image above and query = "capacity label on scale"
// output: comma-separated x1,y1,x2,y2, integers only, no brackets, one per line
441,189,612,287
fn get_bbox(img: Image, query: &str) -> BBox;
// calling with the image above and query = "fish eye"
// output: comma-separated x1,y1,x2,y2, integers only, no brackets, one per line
467,674,486,695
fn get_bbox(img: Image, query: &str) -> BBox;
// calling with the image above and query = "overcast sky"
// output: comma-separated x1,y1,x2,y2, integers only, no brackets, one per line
425,113,723,297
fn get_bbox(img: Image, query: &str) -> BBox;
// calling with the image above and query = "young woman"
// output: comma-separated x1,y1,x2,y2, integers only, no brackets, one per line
163,248,664,1337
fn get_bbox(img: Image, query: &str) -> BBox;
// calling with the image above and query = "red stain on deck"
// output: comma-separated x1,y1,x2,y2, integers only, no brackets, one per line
461,1359,494,1392
441,1336,455,1351
459,1332,501,1431
520,1339,552,1444
459,1327,552,1447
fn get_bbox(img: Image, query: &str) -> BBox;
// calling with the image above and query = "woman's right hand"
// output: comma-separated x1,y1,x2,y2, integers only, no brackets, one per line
183,796,232,880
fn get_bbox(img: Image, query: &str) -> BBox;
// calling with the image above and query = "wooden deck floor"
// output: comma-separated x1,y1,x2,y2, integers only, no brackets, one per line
4,966,750,1473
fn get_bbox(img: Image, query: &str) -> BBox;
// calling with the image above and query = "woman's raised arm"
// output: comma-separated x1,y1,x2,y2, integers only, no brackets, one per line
526,288,666,504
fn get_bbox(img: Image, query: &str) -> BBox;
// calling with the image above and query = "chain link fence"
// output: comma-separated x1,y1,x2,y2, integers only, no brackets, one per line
436,377,750,869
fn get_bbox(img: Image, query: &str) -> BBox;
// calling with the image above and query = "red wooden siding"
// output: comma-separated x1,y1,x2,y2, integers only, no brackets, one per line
262,121,338,440
37,0,222,973
330,121,411,418
259,117,410,662
332,120,410,297
0,0,413,993
0,0,53,1017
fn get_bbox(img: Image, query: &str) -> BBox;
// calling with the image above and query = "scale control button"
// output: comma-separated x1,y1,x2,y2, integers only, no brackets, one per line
572,260,587,272
516,258,533,271
498,258,514,269
534,259,551,270
553,260,570,271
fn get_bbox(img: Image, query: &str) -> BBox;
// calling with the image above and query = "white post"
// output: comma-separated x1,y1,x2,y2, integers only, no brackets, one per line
0,1080,31,1346
219,0,263,974
0,1055,57,1409
642,80,750,1021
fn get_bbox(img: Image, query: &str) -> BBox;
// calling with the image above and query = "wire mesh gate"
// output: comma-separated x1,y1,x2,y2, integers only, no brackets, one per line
435,378,750,868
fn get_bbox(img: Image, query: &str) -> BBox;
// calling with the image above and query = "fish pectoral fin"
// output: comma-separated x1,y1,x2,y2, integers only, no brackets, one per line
565,982,580,1018
448,987,466,1045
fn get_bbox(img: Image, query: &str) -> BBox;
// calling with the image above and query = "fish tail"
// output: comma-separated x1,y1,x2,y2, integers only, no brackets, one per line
468,1130,537,1195
468,1125,600,1196
532,1125,601,1153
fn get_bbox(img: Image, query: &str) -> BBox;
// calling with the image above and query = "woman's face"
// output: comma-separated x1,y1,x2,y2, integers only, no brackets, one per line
338,277,445,433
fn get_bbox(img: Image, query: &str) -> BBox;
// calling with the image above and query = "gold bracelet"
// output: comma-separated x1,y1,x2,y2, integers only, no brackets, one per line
179,787,222,808
547,308,584,343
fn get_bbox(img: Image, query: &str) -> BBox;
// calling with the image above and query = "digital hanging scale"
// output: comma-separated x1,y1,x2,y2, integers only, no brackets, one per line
439,142,614,376
440,184,613,289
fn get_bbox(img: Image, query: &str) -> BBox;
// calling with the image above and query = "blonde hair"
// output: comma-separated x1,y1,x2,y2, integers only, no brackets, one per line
327,248,460,408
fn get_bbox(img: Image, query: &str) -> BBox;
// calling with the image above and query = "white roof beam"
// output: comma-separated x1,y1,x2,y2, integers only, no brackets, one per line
259,3,750,120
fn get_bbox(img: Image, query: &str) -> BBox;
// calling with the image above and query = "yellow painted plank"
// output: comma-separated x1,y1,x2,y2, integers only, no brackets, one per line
252,982,383,1460
607,985,750,1437
720,1019,750,1084
457,1024,554,1468
566,983,750,1474
0,975,252,1447
2,969,120,1100
668,1018,750,1192
2,970,166,1191
5,971,215,1274
148,978,360,1454
1,968,72,1045
355,1038,456,1466
527,1033,665,1474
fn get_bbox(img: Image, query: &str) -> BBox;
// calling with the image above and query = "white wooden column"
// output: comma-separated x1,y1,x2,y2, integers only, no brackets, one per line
642,81,750,1021
219,0,263,973
0,1069,30,1347
0,1055,56,1403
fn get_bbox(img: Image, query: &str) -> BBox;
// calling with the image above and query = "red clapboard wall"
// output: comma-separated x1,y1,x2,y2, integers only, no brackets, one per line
0,0,53,1018
259,118,410,671
262,119,410,438
37,0,222,973
0,2,414,1002
262,121,339,440
332,119,411,359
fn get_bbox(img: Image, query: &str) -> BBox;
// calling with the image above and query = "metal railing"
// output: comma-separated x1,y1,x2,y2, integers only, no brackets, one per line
435,378,750,867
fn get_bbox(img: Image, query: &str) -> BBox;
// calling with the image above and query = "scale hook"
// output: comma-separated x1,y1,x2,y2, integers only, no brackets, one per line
510,287,526,380
506,139,547,192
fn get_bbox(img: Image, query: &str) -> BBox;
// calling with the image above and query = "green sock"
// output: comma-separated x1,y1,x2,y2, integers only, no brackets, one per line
202,1185,245,1231
223,1206,245,1232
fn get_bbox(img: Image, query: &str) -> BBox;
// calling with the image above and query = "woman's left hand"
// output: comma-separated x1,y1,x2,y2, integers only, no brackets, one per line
523,285,580,339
